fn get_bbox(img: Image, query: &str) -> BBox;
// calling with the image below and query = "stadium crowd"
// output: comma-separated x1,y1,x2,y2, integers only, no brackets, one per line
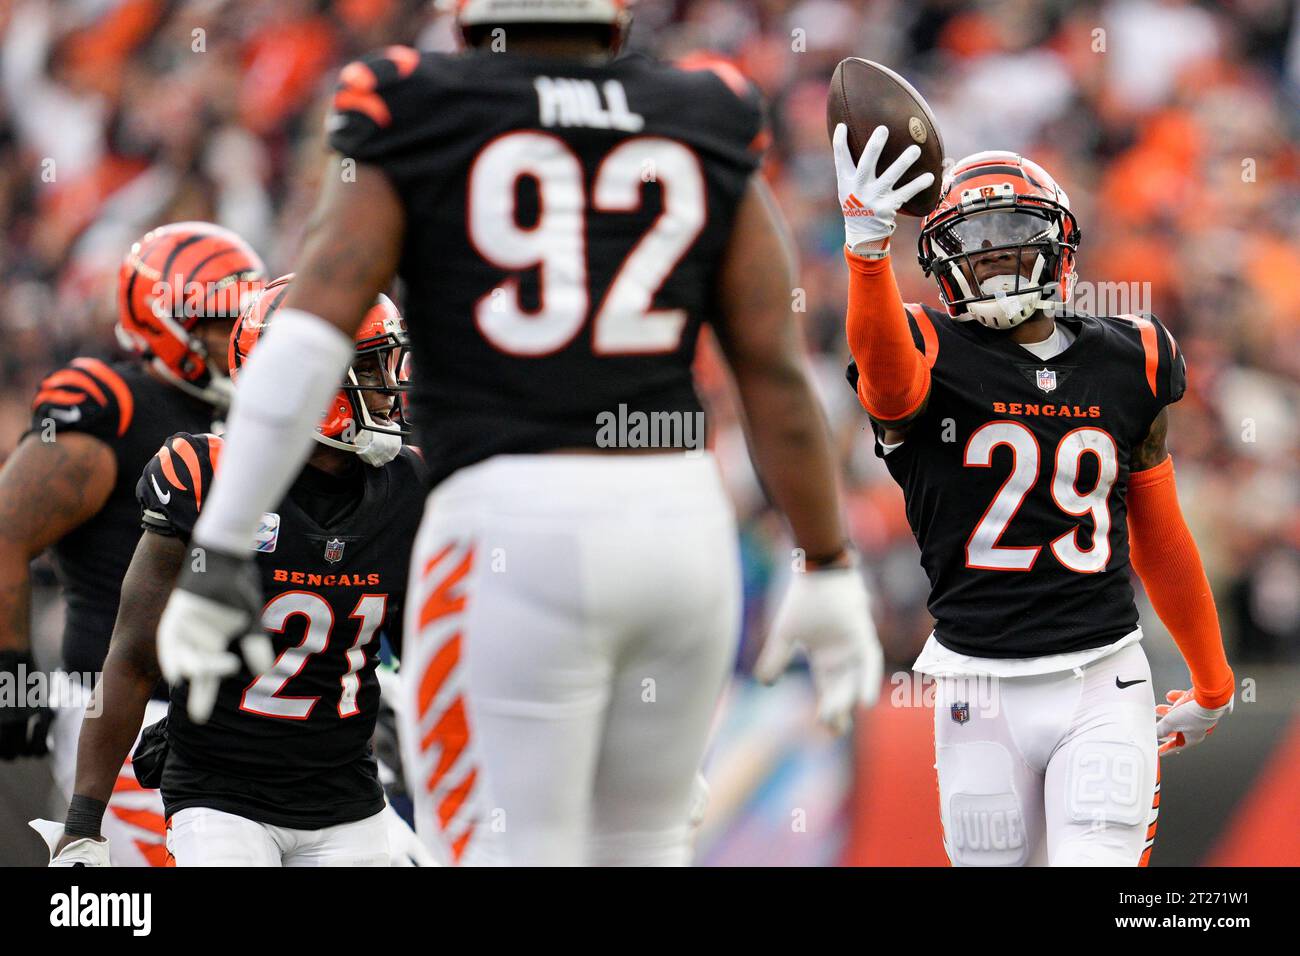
1,0,1297,674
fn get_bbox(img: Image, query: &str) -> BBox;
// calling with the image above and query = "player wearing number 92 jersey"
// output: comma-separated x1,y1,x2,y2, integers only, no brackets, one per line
326,41,766,485
323,42,775,866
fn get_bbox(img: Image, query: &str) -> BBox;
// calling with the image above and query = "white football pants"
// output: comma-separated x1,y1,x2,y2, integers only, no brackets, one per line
932,642,1160,866
400,453,741,866
166,806,389,866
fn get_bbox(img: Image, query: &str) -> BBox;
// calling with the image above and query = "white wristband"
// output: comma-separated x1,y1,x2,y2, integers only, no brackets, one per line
848,237,892,259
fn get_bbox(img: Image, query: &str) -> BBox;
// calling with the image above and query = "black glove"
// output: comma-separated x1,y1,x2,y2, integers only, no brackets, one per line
0,650,54,759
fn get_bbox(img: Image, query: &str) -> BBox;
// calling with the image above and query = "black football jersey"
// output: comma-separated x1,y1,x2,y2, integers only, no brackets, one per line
26,359,219,677
327,47,766,485
137,433,426,829
851,306,1186,658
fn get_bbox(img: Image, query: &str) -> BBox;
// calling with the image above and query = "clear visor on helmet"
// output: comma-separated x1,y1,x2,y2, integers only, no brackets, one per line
931,208,1057,258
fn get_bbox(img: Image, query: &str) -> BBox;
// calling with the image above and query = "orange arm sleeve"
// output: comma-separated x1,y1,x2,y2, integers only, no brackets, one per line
1127,456,1234,708
844,250,930,422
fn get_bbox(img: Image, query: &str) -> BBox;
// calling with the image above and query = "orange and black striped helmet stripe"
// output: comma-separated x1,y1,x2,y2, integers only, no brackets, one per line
228,278,294,377
125,231,259,329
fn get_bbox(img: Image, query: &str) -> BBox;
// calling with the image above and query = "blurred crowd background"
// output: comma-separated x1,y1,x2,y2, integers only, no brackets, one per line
1,0,1298,864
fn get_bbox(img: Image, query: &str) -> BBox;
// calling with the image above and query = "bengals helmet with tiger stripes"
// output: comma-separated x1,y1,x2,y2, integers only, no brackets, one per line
115,222,267,406
229,275,411,454
917,151,1080,330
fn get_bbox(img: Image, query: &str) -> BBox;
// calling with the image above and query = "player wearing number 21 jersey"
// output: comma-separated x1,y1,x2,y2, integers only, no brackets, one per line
40,277,425,866
832,127,1234,866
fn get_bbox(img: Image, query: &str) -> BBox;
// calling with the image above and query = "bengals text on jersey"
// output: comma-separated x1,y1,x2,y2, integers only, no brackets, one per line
137,431,426,829
848,306,1186,658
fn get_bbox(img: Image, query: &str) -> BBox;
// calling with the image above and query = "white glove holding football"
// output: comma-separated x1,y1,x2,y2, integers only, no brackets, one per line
755,564,883,734
832,122,935,254
1155,689,1232,755
30,819,111,867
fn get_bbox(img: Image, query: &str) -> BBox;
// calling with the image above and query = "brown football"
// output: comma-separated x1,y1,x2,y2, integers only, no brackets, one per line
826,58,945,217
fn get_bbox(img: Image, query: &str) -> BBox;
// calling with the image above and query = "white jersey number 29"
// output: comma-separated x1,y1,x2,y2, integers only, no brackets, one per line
964,422,1118,574
468,133,705,356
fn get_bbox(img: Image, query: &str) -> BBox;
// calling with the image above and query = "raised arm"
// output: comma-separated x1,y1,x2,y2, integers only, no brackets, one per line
844,252,931,434
832,123,935,436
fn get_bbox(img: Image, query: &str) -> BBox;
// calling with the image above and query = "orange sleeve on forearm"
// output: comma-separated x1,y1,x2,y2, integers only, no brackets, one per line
844,250,930,421
1127,456,1234,708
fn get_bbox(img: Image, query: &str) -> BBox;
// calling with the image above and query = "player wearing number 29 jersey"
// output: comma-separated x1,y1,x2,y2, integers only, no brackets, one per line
856,302,1185,658
834,135,1234,866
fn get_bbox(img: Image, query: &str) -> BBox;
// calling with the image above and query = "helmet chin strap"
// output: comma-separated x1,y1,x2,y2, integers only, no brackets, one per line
120,323,234,409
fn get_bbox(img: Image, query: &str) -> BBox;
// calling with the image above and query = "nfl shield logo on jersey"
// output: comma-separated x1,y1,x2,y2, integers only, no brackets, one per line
1035,368,1058,393
950,701,970,724
324,537,346,564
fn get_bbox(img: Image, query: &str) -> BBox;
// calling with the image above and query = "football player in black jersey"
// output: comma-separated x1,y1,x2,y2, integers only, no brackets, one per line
0,222,264,865
832,124,1235,865
153,0,883,866
37,276,427,866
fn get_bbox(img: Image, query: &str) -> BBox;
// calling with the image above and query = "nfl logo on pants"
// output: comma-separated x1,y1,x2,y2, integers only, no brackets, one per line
324,538,346,564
